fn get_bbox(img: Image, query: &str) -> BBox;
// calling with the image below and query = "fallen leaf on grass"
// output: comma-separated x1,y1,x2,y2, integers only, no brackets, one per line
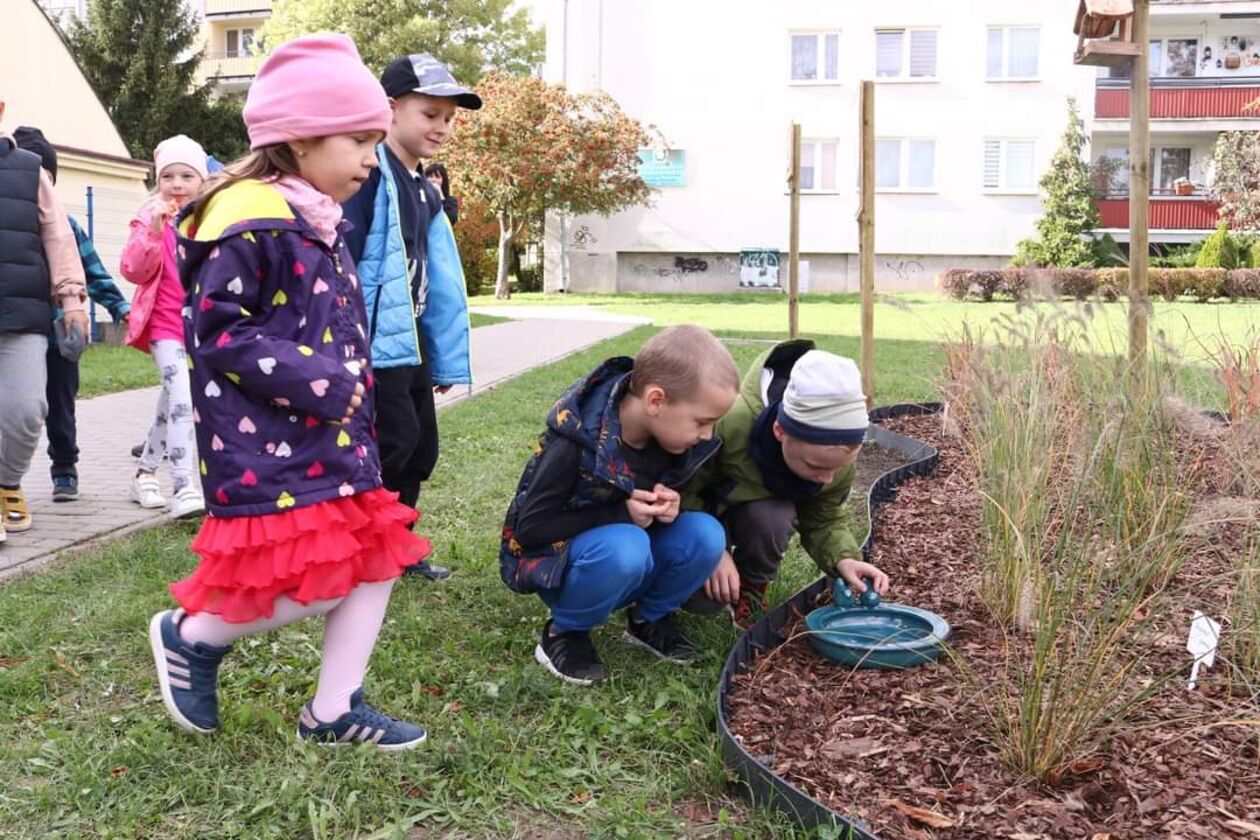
569,789,591,805
0,656,28,669
110,766,128,778
420,684,444,697
52,649,79,678
443,701,464,715
887,799,955,828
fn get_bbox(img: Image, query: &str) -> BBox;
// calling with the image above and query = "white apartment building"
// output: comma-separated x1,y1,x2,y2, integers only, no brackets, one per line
538,0,1260,294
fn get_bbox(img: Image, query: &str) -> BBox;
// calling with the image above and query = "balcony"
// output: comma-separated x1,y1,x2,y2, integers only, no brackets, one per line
1097,77,1260,120
204,0,270,17
199,52,263,82
1095,190,1221,229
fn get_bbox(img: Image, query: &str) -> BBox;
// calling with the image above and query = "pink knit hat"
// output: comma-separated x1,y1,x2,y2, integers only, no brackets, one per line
154,134,208,179
243,33,391,150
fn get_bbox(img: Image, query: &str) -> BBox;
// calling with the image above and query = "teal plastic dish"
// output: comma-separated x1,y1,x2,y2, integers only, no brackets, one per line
805,602,950,670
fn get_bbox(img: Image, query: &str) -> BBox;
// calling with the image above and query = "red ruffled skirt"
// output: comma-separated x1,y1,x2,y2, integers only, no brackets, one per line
172,487,431,623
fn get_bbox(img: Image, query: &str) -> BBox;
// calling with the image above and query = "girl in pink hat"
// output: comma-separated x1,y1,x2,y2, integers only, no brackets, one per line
146,33,432,750
121,134,209,519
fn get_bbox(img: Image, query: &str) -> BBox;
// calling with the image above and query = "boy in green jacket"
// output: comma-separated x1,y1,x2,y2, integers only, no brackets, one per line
683,341,889,625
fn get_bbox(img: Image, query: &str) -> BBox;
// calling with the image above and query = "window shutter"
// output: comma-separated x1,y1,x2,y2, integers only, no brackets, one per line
876,30,903,76
983,140,1001,188
1006,141,1036,189
909,29,937,77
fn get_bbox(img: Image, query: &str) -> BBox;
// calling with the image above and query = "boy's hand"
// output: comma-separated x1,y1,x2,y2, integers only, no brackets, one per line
63,309,88,339
835,558,890,596
651,483,681,524
626,489,664,528
704,550,741,604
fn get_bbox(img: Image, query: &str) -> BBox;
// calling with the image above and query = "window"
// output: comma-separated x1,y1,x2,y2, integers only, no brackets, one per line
1110,37,1197,78
875,28,937,79
799,140,839,191
226,28,256,58
1101,146,1194,193
791,32,840,81
876,138,936,190
987,26,1039,79
983,139,1037,191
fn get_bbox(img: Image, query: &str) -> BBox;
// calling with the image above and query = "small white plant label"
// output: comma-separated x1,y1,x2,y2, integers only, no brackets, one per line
1186,610,1222,691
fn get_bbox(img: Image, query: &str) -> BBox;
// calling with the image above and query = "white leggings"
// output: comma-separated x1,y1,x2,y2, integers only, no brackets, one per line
180,580,396,722
138,339,196,492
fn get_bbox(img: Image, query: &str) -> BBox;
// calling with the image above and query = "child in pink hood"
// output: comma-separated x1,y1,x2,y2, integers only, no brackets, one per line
120,134,208,519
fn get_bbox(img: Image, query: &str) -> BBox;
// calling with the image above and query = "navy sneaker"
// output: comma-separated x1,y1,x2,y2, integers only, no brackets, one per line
148,609,231,733
297,689,427,751
403,560,451,580
624,612,702,664
51,474,79,502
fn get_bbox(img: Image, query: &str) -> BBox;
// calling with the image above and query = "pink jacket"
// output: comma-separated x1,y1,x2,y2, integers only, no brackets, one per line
120,197,177,353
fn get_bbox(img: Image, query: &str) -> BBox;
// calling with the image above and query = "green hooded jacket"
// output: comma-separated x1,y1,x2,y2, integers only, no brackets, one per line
682,340,860,577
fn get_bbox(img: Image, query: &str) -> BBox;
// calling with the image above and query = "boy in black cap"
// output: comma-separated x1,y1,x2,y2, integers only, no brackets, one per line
342,54,481,580
13,126,131,502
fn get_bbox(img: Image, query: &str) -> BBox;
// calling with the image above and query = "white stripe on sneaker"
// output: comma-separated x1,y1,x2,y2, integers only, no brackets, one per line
165,650,189,665
337,724,360,743
371,729,386,744
169,676,192,690
167,664,191,678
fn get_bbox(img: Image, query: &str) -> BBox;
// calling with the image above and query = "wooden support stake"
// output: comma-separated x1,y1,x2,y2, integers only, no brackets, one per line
1129,0,1150,383
788,122,801,339
859,81,876,409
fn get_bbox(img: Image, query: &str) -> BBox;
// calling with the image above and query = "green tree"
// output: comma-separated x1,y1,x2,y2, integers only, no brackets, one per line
68,0,248,161
261,0,543,81
1195,222,1241,269
1012,98,1100,268
442,74,652,299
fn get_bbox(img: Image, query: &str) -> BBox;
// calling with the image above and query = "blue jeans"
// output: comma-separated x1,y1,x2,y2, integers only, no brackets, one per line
539,511,726,633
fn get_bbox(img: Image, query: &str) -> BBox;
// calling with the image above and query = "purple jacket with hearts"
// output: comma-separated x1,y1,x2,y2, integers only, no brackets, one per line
177,179,383,518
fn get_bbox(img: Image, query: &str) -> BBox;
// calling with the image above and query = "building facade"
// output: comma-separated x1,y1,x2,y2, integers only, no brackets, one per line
540,0,1260,294
195,0,271,95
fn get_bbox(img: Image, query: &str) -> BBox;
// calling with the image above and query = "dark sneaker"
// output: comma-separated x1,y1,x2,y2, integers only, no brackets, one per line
296,689,427,751
131,443,145,459
51,474,79,502
534,619,606,685
624,612,702,664
732,582,770,630
403,560,451,581
148,609,231,733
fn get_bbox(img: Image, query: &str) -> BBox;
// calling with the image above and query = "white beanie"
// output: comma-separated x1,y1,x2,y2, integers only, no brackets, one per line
154,134,208,180
777,351,869,445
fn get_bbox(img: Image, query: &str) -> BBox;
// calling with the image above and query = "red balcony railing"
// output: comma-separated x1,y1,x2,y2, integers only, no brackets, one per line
1096,79,1260,119
1095,195,1220,229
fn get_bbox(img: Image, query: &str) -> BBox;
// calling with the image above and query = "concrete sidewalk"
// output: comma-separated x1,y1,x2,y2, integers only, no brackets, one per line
0,313,645,581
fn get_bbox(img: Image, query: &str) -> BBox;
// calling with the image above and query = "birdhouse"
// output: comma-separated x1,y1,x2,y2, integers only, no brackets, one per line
1074,0,1141,67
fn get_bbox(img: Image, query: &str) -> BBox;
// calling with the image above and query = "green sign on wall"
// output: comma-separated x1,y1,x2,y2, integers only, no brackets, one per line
638,149,686,188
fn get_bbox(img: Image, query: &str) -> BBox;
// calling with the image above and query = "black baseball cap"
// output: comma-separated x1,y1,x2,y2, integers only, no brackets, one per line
380,53,482,110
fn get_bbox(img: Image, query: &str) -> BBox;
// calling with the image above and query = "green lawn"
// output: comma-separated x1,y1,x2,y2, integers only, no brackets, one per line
474,292,1259,361
78,315,511,399
78,345,160,398
3,302,1238,837
4,330,893,839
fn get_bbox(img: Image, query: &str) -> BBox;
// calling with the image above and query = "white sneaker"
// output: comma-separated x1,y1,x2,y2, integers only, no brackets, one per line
169,486,205,520
129,473,166,509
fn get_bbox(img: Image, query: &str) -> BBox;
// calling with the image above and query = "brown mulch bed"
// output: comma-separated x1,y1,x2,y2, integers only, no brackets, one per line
726,413,1260,839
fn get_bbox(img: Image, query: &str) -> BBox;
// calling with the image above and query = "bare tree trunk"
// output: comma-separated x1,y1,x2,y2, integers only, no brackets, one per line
494,212,515,300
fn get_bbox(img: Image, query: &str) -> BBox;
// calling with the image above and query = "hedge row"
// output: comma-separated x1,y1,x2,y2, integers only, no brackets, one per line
938,267,1260,303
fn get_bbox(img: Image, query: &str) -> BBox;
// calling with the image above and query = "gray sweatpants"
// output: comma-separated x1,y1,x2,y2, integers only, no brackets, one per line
0,333,50,488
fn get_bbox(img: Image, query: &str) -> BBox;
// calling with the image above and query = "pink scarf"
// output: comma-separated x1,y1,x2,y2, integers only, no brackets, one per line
271,175,342,248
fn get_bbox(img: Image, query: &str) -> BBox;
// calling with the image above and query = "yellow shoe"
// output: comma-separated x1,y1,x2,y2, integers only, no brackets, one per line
0,487,32,533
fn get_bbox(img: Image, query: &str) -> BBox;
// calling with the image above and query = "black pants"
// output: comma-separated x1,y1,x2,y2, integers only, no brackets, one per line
684,498,798,612
45,342,80,478
374,363,439,510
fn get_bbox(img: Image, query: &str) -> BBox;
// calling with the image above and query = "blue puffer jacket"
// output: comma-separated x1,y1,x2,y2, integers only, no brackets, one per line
350,143,471,384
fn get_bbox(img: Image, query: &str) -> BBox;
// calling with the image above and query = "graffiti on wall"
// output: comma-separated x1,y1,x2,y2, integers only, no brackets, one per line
884,259,924,286
570,225,598,250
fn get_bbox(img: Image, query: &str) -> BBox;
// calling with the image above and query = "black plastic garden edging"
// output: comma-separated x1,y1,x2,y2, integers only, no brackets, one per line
716,403,943,838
